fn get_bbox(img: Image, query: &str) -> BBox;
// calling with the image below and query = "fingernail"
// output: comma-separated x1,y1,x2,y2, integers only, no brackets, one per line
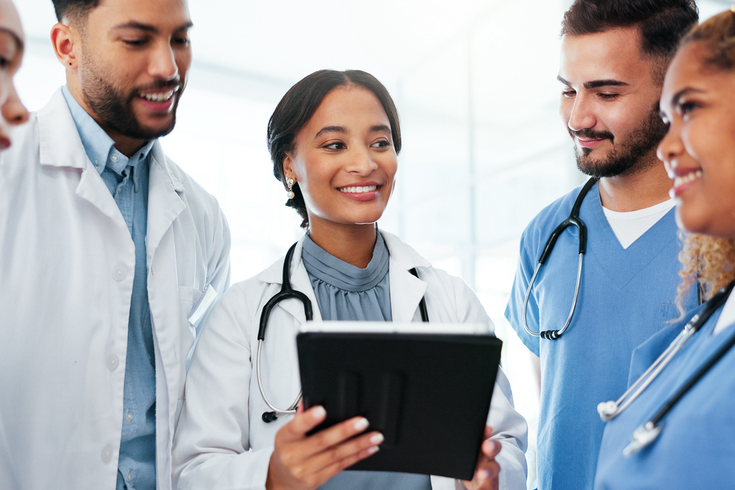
367,445,380,455
353,417,369,431
486,439,500,453
312,406,326,419
370,433,384,445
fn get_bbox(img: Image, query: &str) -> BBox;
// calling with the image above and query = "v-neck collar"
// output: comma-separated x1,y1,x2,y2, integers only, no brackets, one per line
583,182,679,290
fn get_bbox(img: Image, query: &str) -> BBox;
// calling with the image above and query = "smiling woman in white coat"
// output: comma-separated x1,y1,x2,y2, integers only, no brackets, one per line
172,69,528,490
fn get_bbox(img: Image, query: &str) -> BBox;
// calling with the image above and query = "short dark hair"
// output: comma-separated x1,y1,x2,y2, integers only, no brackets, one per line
683,9,735,72
561,0,698,83
267,69,402,229
51,0,100,23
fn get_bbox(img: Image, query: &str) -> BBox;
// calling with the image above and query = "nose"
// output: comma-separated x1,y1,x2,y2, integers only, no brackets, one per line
345,146,378,175
1,82,28,127
149,41,179,81
566,94,596,132
657,122,682,165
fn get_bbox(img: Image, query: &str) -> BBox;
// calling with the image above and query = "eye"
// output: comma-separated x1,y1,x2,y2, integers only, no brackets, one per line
172,36,190,48
678,101,699,117
323,141,346,150
123,38,149,47
371,139,391,149
562,89,576,99
597,93,619,101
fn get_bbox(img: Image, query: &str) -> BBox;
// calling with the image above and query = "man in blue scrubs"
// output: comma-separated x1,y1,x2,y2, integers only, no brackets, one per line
504,1,698,489
0,1,230,489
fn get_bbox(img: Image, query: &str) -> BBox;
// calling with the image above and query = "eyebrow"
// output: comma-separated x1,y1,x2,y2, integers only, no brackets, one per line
557,75,629,89
0,28,24,53
111,21,194,34
314,124,391,139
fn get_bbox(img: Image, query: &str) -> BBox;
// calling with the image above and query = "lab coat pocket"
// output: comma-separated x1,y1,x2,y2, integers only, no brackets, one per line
179,286,203,340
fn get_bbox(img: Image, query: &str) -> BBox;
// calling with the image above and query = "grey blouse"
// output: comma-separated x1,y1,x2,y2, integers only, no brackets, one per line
302,233,432,490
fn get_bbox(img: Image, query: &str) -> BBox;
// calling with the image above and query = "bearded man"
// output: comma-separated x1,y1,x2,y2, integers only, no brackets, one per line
504,1,699,489
0,1,230,489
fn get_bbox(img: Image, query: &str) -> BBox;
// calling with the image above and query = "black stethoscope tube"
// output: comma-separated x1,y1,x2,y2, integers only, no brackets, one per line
619,280,735,456
258,241,429,423
522,177,598,340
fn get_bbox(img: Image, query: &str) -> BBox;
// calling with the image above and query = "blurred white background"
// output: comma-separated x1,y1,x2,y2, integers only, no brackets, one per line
13,0,731,487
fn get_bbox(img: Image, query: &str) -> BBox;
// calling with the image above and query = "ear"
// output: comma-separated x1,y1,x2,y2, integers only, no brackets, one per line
282,153,296,183
50,22,80,69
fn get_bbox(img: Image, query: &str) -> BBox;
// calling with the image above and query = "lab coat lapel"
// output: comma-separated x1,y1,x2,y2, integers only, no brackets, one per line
146,143,186,257
382,231,430,323
38,89,128,231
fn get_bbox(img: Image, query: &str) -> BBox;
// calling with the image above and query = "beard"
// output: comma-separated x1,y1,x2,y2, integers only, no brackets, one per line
79,49,183,141
572,105,667,178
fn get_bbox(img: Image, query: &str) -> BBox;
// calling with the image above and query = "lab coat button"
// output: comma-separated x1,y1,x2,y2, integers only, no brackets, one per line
112,265,128,282
101,445,113,463
106,354,119,371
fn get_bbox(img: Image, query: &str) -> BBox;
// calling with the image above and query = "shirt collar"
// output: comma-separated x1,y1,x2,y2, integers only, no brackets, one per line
61,85,155,182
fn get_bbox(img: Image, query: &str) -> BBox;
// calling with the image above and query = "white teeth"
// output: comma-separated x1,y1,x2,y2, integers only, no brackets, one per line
140,89,175,102
674,170,702,188
339,185,378,194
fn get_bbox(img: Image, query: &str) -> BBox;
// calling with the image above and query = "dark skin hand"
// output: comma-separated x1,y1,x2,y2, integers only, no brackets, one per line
266,405,384,490
462,426,502,490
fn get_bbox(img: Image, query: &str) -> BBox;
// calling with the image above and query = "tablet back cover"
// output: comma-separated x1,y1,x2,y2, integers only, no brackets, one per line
296,332,502,480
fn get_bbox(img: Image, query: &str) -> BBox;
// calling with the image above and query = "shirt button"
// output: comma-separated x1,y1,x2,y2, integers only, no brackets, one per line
106,354,119,371
101,444,113,463
112,264,128,282
110,154,120,163
127,471,132,482
125,410,133,422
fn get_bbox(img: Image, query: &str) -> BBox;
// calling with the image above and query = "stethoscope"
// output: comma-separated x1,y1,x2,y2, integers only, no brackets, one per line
522,177,598,340
258,241,430,423
597,279,735,457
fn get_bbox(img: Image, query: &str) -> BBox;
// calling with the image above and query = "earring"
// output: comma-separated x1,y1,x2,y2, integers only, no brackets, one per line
286,178,295,200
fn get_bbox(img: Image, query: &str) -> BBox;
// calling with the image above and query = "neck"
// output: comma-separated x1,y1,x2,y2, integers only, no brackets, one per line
66,78,148,157
597,153,672,212
308,220,378,269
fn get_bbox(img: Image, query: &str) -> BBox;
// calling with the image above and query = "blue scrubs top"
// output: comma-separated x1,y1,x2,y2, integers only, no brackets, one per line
595,302,735,489
504,182,697,490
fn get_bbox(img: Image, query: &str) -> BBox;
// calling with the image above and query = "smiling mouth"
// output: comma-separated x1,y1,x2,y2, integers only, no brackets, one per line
138,88,177,102
673,170,702,188
338,185,378,194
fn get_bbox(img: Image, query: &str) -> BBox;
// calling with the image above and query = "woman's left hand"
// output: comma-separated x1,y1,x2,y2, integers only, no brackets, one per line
462,426,501,490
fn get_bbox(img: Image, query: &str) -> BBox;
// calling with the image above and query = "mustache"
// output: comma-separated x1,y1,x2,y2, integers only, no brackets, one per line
569,128,614,142
135,78,183,93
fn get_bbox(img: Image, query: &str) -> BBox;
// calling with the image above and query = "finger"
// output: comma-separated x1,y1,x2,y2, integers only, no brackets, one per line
278,405,327,442
483,425,493,440
312,436,383,484
301,415,372,456
482,438,501,458
308,430,383,472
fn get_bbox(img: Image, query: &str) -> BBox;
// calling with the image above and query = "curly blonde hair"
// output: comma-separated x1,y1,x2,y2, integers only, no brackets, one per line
677,233,735,315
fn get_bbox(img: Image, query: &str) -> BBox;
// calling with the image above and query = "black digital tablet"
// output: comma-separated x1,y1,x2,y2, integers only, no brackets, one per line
296,321,502,481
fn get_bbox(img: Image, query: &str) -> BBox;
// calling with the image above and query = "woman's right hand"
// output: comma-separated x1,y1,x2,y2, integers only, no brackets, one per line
266,405,383,490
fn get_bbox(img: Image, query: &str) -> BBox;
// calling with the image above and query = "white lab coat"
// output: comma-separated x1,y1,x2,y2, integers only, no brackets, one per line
173,231,527,490
0,89,231,490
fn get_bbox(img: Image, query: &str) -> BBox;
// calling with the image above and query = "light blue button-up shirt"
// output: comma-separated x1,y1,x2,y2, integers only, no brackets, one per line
63,87,157,490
